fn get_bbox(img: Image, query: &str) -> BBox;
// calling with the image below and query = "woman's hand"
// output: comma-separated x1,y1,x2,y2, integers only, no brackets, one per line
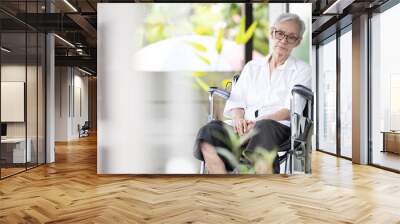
231,108,246,136
246,120,255,132
233,119,255,136
233,118,248,136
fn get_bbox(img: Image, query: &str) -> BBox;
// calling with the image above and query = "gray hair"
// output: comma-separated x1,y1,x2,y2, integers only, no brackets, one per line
272,13,306,37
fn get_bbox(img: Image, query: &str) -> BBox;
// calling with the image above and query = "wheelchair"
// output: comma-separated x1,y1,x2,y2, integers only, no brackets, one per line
78,121,90,138
200,74,314,175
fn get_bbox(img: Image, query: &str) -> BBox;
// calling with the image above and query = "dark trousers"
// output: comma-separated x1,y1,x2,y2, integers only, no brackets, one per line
193,119,291,173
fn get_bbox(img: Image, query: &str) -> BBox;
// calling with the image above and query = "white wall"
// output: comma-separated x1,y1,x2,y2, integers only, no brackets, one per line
55,67,69,141
76,74,89,124
55,67,89,141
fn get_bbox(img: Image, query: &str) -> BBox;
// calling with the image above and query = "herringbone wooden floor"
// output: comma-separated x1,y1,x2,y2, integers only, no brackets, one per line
1,135,400,224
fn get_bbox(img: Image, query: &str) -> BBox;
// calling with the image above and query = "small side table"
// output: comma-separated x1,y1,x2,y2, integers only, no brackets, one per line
381,131,400,154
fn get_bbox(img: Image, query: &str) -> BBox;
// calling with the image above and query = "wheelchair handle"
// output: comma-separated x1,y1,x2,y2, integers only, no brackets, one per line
292,84,313,101
208,87,230,99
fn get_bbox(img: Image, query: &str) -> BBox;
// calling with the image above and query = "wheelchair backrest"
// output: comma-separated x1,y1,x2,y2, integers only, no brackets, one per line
292,84,314,120
291,85,314,142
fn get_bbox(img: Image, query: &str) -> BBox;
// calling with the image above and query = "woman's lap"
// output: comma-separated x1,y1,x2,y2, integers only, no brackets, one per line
193,119,290,162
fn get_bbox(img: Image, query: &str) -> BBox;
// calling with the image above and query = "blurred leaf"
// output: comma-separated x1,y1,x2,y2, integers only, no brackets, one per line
213,129,233,152
216,147,240,168
242,21,258,44
258,147,277,163
235,16,246,43
237,165,248,173
253,147,277,174
254,147,276,159
145,23,166,44
186,41,208,52
242,149,253,165
194,77,210,92
215,28,224,54
242,146,277,170
194,52,211,65
224,125,241,151
213,125,239,157
195,26,214,36
191,5,221,37
192,72,207,77
238,128,258,147
247,167,256,174
235,17,258,44
238,164,254,174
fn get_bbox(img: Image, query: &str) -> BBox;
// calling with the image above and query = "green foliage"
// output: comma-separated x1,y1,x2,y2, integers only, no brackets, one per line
188,5,258,92
215,124,277,174
143,6,169,45
253,4,270,56
215,28,224,54
142,4,270,55
144,22,166,44
220,3,242,30
186,41,208,52
193,76,210,92
215,147,240,168
235,16,258,44
194,26,214,36
142,4,269,93
243,147,277,174
194,52,211,65
192,71,207,77
191,5,223,36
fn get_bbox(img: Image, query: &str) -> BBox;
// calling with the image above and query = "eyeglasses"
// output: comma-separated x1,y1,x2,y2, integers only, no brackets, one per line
272,29,299,44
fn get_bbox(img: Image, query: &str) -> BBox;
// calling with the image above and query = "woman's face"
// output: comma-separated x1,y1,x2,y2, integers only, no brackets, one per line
270,20,302,57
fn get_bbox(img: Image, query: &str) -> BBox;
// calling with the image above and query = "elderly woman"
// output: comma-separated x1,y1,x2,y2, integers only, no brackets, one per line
193,13,311,174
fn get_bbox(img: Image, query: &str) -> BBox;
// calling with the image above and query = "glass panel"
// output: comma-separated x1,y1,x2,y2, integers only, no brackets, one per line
340,29,352,158
0,1,46,179
318,38,337,154
27,31,38,169
26,0,39,169
38,32,45,165
371,4,400,171
1,30,27,177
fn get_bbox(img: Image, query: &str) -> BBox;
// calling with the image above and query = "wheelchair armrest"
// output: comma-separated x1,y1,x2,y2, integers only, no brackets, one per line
208,87,230,100
292,85,313,101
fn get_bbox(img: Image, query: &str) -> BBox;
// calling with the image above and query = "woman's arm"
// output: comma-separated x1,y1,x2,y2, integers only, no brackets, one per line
231,108,245,120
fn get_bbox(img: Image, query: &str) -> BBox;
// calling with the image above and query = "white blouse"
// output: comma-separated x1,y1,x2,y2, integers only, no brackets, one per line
223,55,312,127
